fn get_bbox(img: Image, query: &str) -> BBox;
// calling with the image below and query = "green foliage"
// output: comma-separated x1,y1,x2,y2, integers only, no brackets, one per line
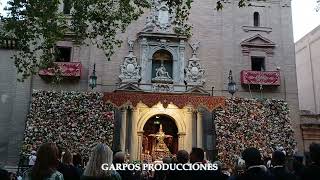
0,0,246,81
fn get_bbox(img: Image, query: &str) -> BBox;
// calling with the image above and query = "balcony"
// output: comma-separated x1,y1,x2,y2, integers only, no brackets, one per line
240,70,280,86
39,62,82,78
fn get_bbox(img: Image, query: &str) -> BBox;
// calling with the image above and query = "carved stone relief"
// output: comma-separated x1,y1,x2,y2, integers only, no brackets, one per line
152,83,174,93
143,0,174,33
185,42,205,86
119,39,141,83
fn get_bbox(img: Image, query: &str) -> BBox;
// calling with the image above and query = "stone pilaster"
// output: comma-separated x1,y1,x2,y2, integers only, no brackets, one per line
120,108,127,152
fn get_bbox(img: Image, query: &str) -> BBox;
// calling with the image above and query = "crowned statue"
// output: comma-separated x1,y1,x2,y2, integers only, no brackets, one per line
148,124,172,160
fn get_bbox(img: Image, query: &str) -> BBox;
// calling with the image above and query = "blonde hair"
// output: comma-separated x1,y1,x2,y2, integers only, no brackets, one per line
83,144,113,177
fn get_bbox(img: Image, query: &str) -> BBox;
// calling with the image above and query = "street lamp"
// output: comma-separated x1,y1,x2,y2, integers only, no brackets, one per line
228,70,237,96
89,63,97,89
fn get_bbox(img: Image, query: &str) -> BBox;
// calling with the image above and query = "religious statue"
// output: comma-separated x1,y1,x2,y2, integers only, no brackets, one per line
148,124,172,160
156,64,171,79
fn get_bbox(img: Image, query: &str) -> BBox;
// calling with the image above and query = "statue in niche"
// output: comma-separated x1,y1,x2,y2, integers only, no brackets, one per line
149,124,172,160
156,64,171,79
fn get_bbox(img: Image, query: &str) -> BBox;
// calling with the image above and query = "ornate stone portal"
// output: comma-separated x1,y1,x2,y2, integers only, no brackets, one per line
185,42,205,86
119,39,141,83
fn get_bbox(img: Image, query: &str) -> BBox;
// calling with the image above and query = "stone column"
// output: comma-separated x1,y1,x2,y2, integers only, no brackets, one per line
129,108,139,161
184,107,193,153
196,110,203,148
120,108,127,152
137,131,144,160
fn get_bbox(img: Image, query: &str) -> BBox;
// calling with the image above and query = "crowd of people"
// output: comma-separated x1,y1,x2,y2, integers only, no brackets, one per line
1,142,320,180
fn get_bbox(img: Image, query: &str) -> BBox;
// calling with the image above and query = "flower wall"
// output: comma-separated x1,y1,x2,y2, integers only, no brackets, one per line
214,98,296,169
21,91,114,159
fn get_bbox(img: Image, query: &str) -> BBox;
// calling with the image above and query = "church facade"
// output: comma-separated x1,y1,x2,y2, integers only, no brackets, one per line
0,0,301,166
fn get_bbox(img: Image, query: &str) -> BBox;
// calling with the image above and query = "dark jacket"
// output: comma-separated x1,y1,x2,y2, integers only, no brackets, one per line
0,168,9,180
270,166,296,180
232,165,274,180
301,163,320,180
58,164,81,180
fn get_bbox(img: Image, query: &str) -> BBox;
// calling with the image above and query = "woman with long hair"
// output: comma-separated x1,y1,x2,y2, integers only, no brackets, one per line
81,144,121,180
24,142,63,180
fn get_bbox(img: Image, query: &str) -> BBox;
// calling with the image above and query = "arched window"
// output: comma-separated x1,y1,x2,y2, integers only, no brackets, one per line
152,50,173,79
254,12,260,27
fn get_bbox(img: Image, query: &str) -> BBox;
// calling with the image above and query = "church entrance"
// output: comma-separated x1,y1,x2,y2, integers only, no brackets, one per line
141,114,178,161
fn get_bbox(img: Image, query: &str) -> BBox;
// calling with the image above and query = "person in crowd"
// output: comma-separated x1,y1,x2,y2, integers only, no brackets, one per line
189,147,205,164
167,150,189,180
73,153,84,176
81,143,121,180
23,142,64,180
153,157,172,180
189,148,227,180
176,150,189,164
0,167,10,180
301,143,320,180
270,150,296,180
291,154,304,180
230,147,274,180
113,152,135,180
29,150,37,166
59,149,81,180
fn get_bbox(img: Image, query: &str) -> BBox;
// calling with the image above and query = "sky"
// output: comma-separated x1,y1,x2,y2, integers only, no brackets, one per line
1,0,320,42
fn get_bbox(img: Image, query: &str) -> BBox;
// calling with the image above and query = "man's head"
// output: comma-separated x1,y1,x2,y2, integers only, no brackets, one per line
176,150,189,164
272,151,286,166
190,148,204,163
113,152,126,164
242,148,262,167
309,143,320,165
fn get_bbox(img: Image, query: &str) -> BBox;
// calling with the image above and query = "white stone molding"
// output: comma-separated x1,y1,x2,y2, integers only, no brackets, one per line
152,83,174,93
119,39,141,83
185,41,205,86
143,0,174,33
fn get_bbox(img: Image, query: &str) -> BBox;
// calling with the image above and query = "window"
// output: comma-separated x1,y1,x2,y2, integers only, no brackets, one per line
56,46,72,62
63,0,72,14
253,12,260,27
152,50,173,78
251,57,265,71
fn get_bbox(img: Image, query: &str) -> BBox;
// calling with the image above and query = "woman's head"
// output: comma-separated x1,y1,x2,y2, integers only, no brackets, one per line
83,143,113,177
31,143,59,179
62,149,73,165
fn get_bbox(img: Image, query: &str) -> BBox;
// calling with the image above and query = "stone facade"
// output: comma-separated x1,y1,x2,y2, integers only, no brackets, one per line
295,24,320,151
0,0,302,166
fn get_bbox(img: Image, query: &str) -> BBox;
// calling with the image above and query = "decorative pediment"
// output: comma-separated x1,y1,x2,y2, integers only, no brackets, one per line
241,34,276,57
186,86,210,96
241,34,275,47
116,83,142,92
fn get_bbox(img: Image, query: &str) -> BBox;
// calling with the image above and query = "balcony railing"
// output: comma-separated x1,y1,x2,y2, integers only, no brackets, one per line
39,62,82,77
240,70,280,86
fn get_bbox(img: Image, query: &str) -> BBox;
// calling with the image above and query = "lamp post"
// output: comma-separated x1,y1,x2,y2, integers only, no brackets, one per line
89,63,97,89
228,70,237,97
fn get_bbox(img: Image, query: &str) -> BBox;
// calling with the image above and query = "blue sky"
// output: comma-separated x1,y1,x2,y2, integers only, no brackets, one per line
1,0,320,42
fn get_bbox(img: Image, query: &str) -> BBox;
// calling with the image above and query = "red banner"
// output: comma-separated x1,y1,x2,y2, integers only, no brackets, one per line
39,62,82,77
241,70,280,86
104,92,225,111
